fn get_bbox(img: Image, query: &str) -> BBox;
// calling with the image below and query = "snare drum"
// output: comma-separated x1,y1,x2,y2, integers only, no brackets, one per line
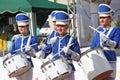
41,56,72,80
78,48,113,80
3,53,31,78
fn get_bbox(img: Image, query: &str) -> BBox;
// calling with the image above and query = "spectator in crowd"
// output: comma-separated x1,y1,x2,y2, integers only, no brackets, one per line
0,24,16,56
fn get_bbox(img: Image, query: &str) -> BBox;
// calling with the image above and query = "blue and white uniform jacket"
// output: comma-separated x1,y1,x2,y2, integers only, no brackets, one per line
44,30,59,45
10,35,39,67
43,34,81,71
91,26,120,61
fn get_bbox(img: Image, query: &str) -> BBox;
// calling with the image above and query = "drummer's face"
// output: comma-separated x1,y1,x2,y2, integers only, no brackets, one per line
52,21,57,29
18,25,29,36
99,16,112,27
56,24,68,37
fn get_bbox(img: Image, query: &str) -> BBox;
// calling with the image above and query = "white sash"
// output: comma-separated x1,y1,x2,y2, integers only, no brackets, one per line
67,37,73,47
21,36,24,52
100,27,113,46
20,35,31,52
26,35,31,46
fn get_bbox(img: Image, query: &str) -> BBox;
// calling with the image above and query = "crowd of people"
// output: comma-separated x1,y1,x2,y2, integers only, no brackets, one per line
0,24,17,56
1,3,120,80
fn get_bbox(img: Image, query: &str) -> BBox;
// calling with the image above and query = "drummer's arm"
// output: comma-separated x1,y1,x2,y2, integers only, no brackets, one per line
27,36,39,58
3,53,12,61
71,51,81,61
28,47,37,58
42,44,52,58
71,38,81,61
70,45,81,61
90,32,98,49
10,39,16,55
103,34,120,49
63,39,81,61
63,47,80,61
104,40,117,48
36,44,52,59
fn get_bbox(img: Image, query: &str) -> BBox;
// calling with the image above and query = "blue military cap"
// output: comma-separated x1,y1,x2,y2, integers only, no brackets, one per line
98,4,114,17
50,10,59,21
16,13,30,26
55,11,70,25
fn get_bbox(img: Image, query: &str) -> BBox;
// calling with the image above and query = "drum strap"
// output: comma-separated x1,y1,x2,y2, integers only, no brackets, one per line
26,35,31,46
67,37,73,47
20,35,31,52
106,27,113,38
21,36,24,52
47,30,56,44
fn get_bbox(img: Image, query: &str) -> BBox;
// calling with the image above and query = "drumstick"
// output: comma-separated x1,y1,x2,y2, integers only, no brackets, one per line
89,25,109,38
52,43,74,59
89,25,101,34
80,47,102,58
13,43,38,52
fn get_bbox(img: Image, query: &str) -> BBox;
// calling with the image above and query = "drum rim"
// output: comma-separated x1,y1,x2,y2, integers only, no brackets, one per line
81,47,102,57
9,65,32,78
53,72,71,80
41,56,65,68
3,53,26,64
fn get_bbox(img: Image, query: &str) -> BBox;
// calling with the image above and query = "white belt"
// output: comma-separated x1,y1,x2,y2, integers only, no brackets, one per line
102,47,115,51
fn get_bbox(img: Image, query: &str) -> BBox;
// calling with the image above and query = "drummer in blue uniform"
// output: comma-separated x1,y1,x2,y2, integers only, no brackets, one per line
36,11,81,80
38,10,60,50
4,13,39,80
44,10,60,45
90,4,120,80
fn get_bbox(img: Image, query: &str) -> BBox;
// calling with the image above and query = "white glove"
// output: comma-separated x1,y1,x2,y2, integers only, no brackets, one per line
25,46,31,52
63,46,71,54
106,39,116,48
38,44,46,50
63,46,80,61
3,53,11,61
35,51,45,59
99,32,108,42
71,53,80,61
25,46,36,58
48,37,57,44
